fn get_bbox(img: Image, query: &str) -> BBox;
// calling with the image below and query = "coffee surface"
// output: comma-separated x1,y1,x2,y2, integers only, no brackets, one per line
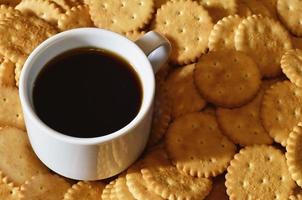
33,48,142,138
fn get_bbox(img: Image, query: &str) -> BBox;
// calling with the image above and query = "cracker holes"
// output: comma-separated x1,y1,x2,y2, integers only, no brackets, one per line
239,86,243,91
190,156,194,160
40,186,44,191
138,2,143,6
131,15,136,20
181,47,187,52
16,114,20,118
176,138,182,143
253,131,258,135
225,73,231,79
199,140,204,145
175,11,182,16
233,58,238,63
101,3,107,9
244,73,250,79
2,98,6,102
178,28,185,33
110,19,116,24
9,190,13,195
237,124,241,129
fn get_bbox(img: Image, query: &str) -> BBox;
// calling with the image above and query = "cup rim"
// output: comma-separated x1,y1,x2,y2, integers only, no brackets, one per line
19,28,155,145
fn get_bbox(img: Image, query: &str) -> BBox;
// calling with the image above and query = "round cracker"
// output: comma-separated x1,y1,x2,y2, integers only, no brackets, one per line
208,15,242,51
20,173,71,199
165,112,236,178
197,0,237,23
154,0,213,64
0,173,22,200
88,0,154,33
235,15,292,77
164,64,206,118
0,127,48,185
16,0,63,26
281,49,302,87
277,0,302,36
126,161,164,200
261,81,302,146
226,145,295,200
141,148,212,200
286,124,302,188
63,181,105,200
194,50,261,108
58,5,93,31
216,80,276,146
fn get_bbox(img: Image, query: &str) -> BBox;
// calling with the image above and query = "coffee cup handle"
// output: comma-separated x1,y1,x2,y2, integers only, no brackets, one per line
135,31,171,73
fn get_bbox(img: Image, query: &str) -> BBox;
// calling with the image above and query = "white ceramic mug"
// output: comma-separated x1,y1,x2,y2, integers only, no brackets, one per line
19,28,171,180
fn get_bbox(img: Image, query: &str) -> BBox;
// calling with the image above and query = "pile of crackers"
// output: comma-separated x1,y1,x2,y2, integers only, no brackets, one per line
0,0,302,199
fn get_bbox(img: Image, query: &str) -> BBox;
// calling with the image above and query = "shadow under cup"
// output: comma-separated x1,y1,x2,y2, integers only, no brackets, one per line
19,28,155,180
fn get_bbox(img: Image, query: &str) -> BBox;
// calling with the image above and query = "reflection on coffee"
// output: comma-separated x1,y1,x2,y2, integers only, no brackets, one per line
33,48,142,138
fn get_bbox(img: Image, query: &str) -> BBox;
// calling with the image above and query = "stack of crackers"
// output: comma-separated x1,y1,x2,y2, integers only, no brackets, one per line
0,0,302,199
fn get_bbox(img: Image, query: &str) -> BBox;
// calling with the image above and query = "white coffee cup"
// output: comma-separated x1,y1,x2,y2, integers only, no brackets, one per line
19,28,171,180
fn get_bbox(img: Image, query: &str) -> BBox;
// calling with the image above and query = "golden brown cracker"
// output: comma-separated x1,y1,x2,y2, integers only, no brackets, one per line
277,0,302,36
0,4,22,19
286,124,302,188
141,148,212,200
124,30,145,41
216,80,275,146
126,161,164,200
16,0,63,25
20,173,71,199
226,145,295,200
88,0,154,33
63,181,105,200
101,180,117,200
208,15,242,51
261,81,302,146
114,176,136,200
0,127,48,185
0,56,15,87
197,0,237,23
58,5,93,31
235,15,292,77
165,112,236,178
281,49,302,87
0,87,25,129
0,173,22,200
194,50,261,108
154,0,213,64
164,64,206,118
0,15,57,64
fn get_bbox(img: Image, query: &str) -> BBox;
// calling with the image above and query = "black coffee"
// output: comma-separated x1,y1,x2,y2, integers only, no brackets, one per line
33,48,142,138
